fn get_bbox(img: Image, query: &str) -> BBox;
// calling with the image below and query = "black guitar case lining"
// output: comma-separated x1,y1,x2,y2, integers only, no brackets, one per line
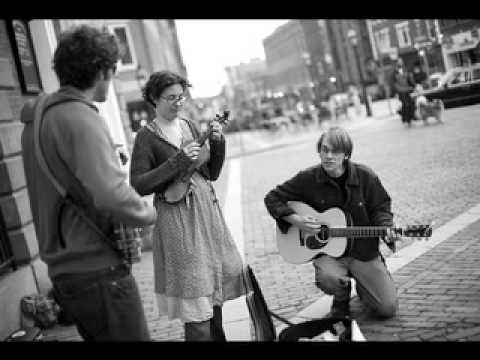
242,264,356,342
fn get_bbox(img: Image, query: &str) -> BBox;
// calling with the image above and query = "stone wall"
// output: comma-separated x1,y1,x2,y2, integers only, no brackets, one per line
0,19,50,341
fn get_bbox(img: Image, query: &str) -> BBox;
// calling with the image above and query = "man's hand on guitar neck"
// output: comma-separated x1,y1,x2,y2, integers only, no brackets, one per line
382,226,402,253
283,213,322,234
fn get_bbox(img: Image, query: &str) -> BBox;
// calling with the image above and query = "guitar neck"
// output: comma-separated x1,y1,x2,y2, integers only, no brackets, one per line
329,227,390,237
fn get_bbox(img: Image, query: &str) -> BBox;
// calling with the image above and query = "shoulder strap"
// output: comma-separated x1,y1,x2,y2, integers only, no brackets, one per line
31,94,126,260
33,93,67,198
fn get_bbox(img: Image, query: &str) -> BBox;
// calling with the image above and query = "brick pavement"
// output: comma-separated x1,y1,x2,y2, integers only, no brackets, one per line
350,219,480,341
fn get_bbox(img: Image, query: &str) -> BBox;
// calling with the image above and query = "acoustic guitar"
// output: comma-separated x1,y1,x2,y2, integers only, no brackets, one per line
277,201,433,264
163,110,230,203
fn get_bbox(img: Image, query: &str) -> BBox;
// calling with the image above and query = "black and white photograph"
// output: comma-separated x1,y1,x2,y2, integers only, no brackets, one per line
1,18,480,344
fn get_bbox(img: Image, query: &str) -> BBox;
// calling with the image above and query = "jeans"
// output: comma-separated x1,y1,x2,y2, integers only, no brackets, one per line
313,255,398,318
52,264,150,341
184,305,226,341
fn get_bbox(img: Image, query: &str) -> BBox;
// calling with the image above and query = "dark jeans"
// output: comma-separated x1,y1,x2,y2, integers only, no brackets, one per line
184,305,226,341
52,264,150,341
398,92,415,124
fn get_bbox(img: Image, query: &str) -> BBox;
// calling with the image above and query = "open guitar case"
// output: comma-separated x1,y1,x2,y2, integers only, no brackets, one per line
242,264,365,342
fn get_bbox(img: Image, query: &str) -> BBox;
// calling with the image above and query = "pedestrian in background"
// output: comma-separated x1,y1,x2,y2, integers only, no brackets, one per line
21,25,156,341
130,70,244,341
412,61,428,88
264,126,399,319
392,58,416,127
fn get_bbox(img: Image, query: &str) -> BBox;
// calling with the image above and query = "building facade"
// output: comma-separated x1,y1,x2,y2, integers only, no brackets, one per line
263,20,376,104
225,58,269,109
438,19,480,70
0,19,68,340
368,19,445,85
324,20,375,93
263,21,313,101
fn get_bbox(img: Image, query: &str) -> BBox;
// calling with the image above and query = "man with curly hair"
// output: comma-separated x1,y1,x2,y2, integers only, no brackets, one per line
21,25,156,341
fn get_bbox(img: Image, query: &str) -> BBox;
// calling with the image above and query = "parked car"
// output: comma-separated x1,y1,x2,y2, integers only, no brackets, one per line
427,72,444,88
416,65,480,109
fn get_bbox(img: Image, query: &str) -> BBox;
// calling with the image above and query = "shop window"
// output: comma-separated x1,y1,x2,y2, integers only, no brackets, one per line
396,22,412,48
375,28,391,54
107,24,137,72
0,212,15,275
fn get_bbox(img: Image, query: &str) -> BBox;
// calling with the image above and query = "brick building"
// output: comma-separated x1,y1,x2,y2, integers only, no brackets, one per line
323,20,375,96
263,20,376,104
263,21,314,101
367,19,445,85
0,19,64,340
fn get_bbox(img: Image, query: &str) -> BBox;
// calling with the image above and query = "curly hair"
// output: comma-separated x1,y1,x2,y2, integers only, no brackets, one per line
143,70,191,107
53,25,120,90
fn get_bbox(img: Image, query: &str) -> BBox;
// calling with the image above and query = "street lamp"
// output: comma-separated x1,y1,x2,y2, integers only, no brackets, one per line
347,29,373,117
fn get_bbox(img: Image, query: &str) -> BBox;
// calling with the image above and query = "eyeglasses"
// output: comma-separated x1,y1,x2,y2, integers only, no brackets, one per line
160,93,187,104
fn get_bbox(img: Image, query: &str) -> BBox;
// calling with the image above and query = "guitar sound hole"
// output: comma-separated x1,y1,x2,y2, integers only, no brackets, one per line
306,235,328,249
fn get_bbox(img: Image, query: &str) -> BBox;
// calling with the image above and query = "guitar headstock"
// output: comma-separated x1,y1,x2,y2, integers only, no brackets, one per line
401,224,433,239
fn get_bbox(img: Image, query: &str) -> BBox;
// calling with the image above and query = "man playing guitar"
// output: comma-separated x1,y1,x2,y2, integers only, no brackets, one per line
264,126,400,319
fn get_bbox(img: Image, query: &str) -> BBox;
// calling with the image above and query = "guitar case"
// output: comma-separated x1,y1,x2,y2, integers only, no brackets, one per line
242,264,365,342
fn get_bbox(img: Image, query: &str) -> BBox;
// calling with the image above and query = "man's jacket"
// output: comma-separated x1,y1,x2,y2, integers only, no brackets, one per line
264,161,393,261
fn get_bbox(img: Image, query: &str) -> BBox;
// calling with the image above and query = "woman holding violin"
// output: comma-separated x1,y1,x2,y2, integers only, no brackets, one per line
130,71,244,341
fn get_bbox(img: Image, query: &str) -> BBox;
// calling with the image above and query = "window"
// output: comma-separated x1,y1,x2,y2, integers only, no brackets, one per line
472,66,480,81
108,24,137,71
375,28,391,53
396,22,412,48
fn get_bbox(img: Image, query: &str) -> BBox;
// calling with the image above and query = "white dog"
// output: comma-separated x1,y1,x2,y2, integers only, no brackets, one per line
413,84,444,124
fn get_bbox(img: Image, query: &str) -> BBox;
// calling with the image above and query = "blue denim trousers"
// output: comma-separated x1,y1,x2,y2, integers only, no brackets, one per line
52,264,150,341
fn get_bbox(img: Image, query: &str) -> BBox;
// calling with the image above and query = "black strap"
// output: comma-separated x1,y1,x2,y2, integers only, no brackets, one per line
268,310,294,327
31,94,125,260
